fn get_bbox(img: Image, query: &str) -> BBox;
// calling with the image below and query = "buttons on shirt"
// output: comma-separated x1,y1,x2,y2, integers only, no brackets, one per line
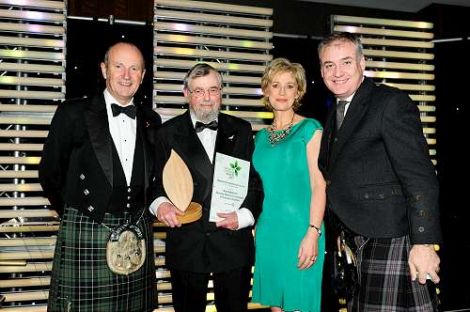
83,189,90,196
80,174,86,180
125,187,133,210
108,101,135,185
87,205,94,212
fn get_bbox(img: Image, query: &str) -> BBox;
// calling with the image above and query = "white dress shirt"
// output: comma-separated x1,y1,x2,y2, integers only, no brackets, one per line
149,111,254,229
103,89,136,186
191,113,217,163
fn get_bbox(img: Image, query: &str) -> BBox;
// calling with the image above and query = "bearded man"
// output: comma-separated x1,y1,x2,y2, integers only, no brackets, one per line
150,63,263,312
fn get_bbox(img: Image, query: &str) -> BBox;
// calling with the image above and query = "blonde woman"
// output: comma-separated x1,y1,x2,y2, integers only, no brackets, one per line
251,58,326,312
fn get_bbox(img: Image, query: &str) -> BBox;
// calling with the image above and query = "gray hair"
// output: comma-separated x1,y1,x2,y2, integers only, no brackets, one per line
318,32,364,60
183,63,223,90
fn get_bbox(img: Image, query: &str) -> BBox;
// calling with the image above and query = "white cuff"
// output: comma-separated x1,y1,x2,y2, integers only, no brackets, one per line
236,208,255,230
149,196,171,215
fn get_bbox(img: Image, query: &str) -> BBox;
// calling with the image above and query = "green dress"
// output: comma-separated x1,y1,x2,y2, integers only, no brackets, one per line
251,118,325,312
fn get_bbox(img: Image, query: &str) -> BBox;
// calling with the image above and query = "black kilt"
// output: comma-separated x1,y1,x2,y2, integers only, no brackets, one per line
350,235,438,312
47,207,156,312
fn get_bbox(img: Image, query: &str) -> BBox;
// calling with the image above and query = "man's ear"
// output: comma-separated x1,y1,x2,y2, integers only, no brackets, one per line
100,62,107,79
183,88,190,98
360,56,366,71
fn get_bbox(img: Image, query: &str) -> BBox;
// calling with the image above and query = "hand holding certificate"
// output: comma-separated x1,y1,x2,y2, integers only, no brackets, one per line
209,152,250,222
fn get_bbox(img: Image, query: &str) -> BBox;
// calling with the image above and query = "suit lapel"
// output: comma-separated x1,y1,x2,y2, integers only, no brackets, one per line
320,107,336,172
215,113,237,157
169,112,241,202
172,111,213,181
135,107,149,192
329,78,374,167
84,95,113,186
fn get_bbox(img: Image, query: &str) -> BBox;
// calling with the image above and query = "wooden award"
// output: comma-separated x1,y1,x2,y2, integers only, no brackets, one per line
162,150,202,224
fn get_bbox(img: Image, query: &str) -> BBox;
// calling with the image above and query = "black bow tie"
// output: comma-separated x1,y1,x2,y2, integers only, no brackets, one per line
195,120,218,133
111,103,136,119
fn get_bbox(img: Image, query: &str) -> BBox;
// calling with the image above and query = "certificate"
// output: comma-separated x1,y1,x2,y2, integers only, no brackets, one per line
209,152,250,222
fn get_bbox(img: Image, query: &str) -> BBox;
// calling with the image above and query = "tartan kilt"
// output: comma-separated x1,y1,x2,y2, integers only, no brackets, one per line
48,207,156,312
350,235,438,312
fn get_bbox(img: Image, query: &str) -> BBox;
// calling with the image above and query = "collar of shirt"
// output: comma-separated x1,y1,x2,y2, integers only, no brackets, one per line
104,89,134,114
189,110,218,129
337,93,355,116
189,110,218,162
337,76,365,116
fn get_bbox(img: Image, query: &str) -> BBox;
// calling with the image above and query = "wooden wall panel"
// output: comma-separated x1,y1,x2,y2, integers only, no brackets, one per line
0,0,66,310
332,15,437,164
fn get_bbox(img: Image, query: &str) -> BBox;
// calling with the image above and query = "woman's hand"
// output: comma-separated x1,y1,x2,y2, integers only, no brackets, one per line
297,228,319,270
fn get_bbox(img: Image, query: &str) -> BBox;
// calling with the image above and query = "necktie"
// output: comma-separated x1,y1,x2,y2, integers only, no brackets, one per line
195,120,218,133
336,100,348,130
111,103,136,119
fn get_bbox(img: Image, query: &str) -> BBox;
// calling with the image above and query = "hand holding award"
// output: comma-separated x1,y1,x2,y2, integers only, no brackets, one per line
162,150,202,224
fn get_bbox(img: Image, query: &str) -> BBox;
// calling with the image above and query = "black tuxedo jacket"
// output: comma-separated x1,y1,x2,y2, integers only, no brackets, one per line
39,94,161,222
319,77,442,244
152,111,263,273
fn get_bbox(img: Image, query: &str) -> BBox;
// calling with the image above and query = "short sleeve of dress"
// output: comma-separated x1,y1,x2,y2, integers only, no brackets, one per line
302,118,323,142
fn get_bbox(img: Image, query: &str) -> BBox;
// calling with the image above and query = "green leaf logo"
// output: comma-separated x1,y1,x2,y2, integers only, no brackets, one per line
230,160,242,176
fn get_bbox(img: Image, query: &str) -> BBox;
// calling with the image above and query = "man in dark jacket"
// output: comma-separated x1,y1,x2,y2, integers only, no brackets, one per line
150,63,263,312
39,42,160,311
318,32,441,311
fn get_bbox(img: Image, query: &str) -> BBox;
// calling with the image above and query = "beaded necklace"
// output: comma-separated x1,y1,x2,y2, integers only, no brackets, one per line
267,114,295,146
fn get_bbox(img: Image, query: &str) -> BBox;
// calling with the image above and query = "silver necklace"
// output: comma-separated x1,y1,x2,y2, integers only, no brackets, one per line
267,115,295,146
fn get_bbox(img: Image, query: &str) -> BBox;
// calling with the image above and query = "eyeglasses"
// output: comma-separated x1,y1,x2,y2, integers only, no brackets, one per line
189,87,222,97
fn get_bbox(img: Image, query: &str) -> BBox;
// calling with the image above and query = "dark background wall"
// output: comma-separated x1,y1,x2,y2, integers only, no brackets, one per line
421,4,470,309
68,0,153,21
421,5,470,309
66,0,470,310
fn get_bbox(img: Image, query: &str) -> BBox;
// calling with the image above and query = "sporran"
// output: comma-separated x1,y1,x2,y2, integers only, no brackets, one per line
106,223,146,275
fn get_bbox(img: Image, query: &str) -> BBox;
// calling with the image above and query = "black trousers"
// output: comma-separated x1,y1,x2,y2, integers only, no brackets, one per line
170,266,252,312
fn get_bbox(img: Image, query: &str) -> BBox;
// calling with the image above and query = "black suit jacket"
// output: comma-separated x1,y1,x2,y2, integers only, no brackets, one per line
39,94,161,222
319,77,442,244
152,111,263,273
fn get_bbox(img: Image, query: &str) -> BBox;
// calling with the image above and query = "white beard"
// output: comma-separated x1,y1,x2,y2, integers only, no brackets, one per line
190,106,219,123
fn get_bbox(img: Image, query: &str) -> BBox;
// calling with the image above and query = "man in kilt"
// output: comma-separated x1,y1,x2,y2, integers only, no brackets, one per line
39,42,161,311
318,32,442,311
